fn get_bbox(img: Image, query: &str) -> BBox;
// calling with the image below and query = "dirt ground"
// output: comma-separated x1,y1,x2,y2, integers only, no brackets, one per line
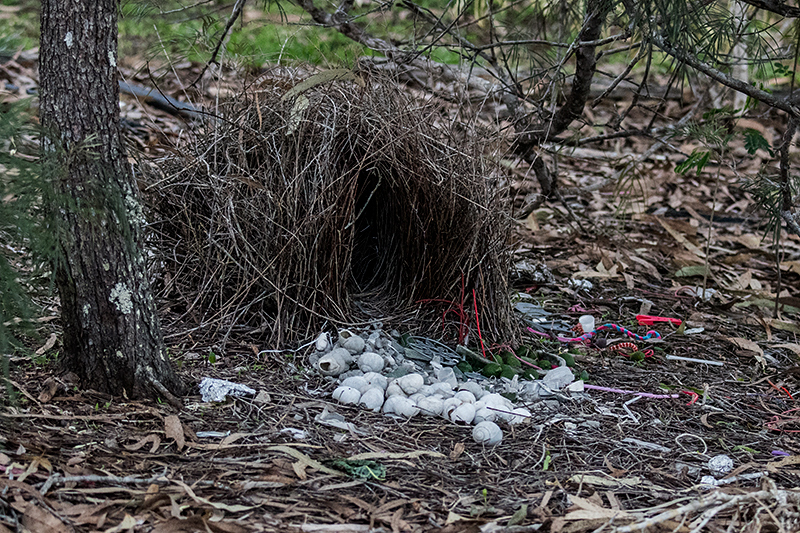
4,54,800,533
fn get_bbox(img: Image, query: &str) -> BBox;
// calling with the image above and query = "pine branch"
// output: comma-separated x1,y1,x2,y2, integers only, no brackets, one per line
651,33,800,118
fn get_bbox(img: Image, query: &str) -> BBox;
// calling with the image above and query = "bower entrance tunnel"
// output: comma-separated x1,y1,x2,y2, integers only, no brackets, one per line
349,166,406,299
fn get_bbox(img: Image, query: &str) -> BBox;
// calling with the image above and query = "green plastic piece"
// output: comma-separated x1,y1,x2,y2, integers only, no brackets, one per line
561,352,575,367
456,361,473,373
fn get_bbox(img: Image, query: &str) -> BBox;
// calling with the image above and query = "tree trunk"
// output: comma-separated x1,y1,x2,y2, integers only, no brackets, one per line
39,0,186,402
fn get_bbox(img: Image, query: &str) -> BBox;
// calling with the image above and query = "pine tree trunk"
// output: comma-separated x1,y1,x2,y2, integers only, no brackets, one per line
39,0,186,402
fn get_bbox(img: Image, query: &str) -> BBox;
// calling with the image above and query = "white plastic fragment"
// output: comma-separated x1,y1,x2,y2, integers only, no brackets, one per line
315,332,330,352
473,421,503,446
542,365,574,389
358,352,385,373
579,315,595,333
332,385,362,405
199,377,256,402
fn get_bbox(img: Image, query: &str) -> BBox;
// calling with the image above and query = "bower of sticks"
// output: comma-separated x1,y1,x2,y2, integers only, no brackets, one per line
144,70,512,346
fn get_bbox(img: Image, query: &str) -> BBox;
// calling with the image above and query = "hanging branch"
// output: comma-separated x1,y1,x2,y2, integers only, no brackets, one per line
190,0,247,87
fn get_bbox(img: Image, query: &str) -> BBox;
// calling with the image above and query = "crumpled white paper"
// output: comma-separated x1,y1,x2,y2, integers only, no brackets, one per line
199,377,256,402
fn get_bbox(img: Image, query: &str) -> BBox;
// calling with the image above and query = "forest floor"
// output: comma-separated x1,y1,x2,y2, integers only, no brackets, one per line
4,51,800,533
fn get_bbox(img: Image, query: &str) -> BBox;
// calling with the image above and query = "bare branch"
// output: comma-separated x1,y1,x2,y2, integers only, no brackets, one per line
737,0,800,17
190,0,247,87
651,33,800,118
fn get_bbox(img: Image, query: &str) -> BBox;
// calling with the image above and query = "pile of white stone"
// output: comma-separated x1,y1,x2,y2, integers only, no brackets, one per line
311,328,580,446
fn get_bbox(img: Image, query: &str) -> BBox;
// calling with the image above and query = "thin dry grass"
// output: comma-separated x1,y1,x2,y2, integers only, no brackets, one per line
144,70,512,346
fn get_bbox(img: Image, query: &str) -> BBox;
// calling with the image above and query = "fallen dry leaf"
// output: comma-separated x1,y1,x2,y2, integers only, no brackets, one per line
164,415,185,451
726,337,766,368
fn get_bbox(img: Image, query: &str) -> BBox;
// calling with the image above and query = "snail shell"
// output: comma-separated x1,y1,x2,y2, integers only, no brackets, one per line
362,372,388,391
340,376,369,392
454,390,476,404
317,351,348,376
332,385,361,405
417,395,444,416
508,407,532,425
458,381,484,399
382,396,420,418
450,402,476,424
473,421,503,446
358,387,385,412
473,406,497,424
358,352,385,373
397,373,424,395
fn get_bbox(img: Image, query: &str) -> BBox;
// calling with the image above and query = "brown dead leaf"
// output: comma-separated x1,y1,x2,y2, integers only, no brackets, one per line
564,495,630,521
628,255,662,280
164,415,185,452
726,337,766,368
21,502,69,533
124,434,161,453
773,343,800,357
656,217,705,258
38,378,60,403
34,333,58,356
450,442,465,461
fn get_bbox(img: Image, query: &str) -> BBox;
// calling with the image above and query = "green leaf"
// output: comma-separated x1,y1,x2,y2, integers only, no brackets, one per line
675,150,711,175
508,504,528,526
674,265,710,277
743,129,774,156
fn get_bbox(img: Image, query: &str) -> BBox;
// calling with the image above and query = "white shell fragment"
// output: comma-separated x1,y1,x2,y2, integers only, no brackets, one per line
315,332,330,352
359,387,385,412
417,395,444,416
450,402,476,424
332,385,361,405
317,351,348,376
358,352,385,373
397,373,425,395
507,407,532,425
473,421,503,446
382,396,420,417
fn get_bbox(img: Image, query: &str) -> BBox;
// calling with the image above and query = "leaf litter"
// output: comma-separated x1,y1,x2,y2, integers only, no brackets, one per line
3,55,800,533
